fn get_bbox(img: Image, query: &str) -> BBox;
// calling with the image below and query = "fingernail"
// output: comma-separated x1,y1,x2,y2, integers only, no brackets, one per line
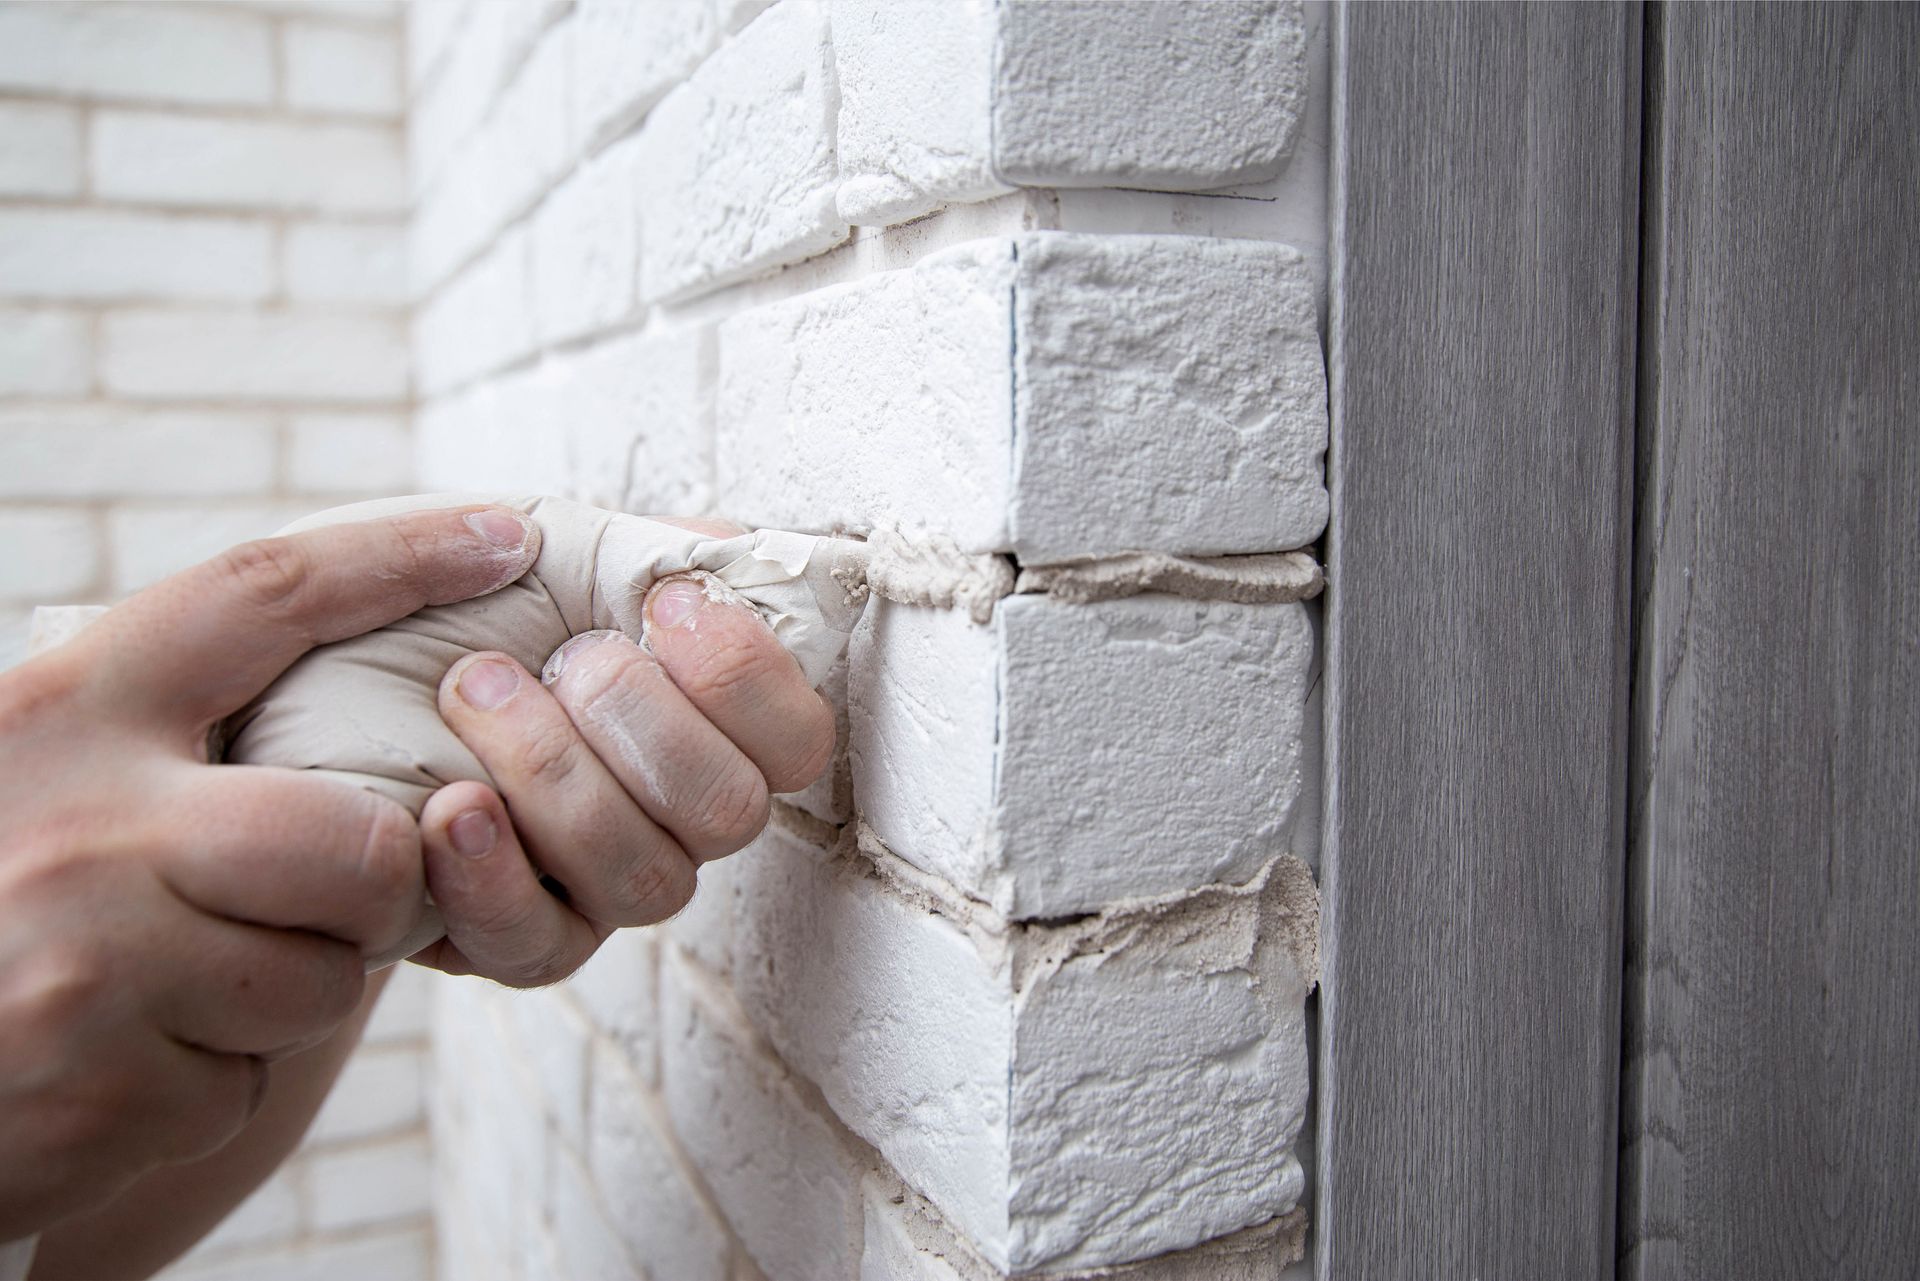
650,579,707,630
464,509,531,551
541,629,621,685
458,658,519,710
449,809,497,859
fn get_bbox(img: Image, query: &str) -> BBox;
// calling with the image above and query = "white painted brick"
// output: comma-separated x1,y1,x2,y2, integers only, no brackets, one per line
405,0,470,89
0,408,277,499
413,376,566,497
718,233,1327,560
732,826,1315,1272
660,950,867,1281
407,0,507,197
0,510,101,602
565,926,657,1085
103,309,408,403
106,502,317,593
661,834,744,982
529,134,641,346
715,0,777,36
413,230,531,396
853,594,1315,918
365,961,433,1044
993,1,1307,191
551,1143,647,1281
472,20,572,240
860,1178,970,1281
0,102,82,198
307,1133,433,1232
571,0,714,151
546,327,712,515
0,5,274,107
0,209,273,303
309,1046,425,1145
283,19,402,117
637,0,847,304
504,988,589,1145
0,309,90,397
284,221,408,305
287,412,412,492
831,0,1007,226
0,609,29,672
588,1043,731,1281
192,1168,301,1257
92,112,404,215
164,1228,430,1281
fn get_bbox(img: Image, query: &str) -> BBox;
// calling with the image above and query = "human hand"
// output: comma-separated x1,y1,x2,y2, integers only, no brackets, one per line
406,517,837,988
0,504,541,1239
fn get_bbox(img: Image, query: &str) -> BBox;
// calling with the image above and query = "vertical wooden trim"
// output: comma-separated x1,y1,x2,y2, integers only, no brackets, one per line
1320,5,1641,1275
1621,5,1920,1275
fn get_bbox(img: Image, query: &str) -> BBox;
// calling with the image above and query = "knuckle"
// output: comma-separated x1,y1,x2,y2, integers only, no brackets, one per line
679,638,778,705
513,718,581,786
501,940,581,989
768,700,838,793
614,852,694,924
215,538,314,621
685,765,769,856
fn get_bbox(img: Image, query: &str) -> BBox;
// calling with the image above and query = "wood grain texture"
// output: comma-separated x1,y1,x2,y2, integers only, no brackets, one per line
1319,5,1640,1277
1620,5,1920,1276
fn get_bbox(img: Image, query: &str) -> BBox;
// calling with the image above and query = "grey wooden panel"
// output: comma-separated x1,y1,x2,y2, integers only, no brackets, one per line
1620,5,1920,1276
1319,5,1640,1277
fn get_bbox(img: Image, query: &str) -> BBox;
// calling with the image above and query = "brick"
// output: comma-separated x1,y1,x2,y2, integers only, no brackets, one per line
0,510,101,602
831,0,1007,226
860,1178,970,1281
193,1168,300,1257
413,375,568,497
102,309,407,403
718,233,1327,561
283,221,408,305
551,1143,648,1281
731,825,1316,1272
406,0,470,90
91,111,403,215
106,503,316,593
993,1,1307,191
283,19,402,117
529,134,642,346
570,0,713,150
308,1045,425,1145
852,594,1315,918
0,102,82,198
660,950,867,1281
0,609,29,672
565,926,658,1085
364,962,432,1044
0,209,274,303
588,1044,732,1281
503,989,589,1146
547,327,712,515
287,412,411,492
0,5,273,107
716,0,778,36
412,229,531,396
0,309,90,397
0,408,276,499
164,1229,431,1281
660,832,747,982
307,1133,432,1232
637,0,847,304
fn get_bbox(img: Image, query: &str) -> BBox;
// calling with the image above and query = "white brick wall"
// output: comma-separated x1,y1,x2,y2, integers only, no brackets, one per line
409,1,1330,1277
7,1,1332,1275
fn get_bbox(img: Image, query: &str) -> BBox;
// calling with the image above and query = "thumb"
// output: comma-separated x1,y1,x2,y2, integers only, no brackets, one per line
71,503,541,733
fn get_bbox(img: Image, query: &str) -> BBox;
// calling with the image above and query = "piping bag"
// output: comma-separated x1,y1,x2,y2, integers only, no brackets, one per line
218,493,871,970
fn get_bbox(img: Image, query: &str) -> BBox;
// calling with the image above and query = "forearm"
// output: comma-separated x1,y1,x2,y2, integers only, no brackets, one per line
28,970,391,1281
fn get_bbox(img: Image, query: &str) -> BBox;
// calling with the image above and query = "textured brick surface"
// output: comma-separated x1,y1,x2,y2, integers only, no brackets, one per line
637,0,846,304
0,309,90,396
103,309,408,402
0,4,274,106
0,208,273,302
92,111,404,214
718,234,1327,560
0,101,82,198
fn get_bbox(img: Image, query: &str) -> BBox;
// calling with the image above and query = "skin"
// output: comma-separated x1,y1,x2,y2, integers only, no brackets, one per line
0,505,834,1278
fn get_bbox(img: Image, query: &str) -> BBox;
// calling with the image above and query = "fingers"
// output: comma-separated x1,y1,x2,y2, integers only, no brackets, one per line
436,654,698,926
150,764,426,957
151,918,364,1059
416,781,609,987
540,630,773,861
80,503,541,731
641,575,836,793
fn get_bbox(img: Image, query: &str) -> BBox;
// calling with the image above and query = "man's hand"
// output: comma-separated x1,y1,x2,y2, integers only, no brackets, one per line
409,517,837,988
0,504,541,1240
